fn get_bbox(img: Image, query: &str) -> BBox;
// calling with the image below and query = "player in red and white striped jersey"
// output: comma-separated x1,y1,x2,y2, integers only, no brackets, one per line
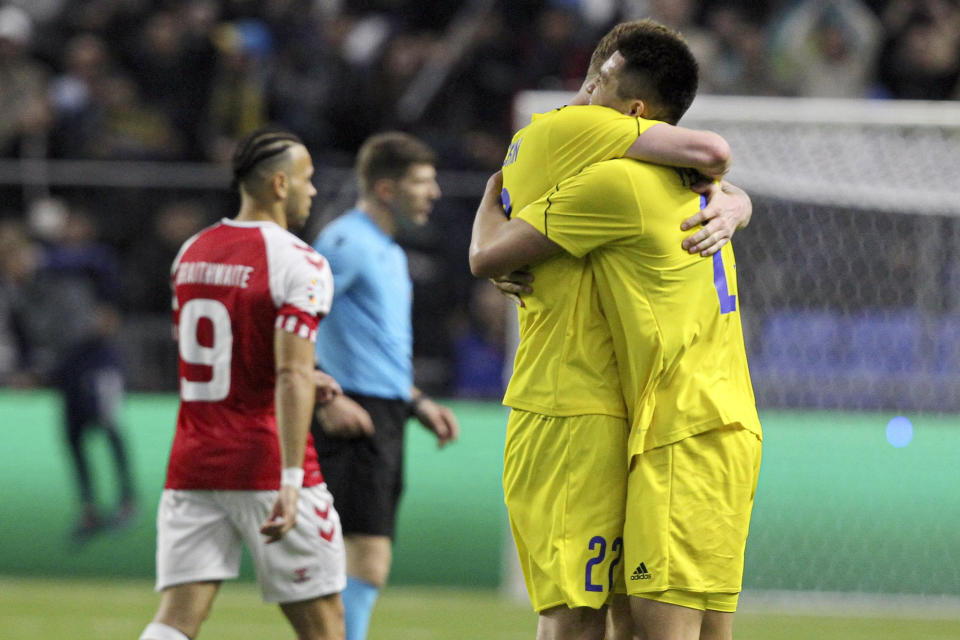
140,127,347,640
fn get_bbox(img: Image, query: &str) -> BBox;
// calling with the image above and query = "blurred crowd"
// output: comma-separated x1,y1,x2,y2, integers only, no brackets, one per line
0,0,957,164
1,0,959,396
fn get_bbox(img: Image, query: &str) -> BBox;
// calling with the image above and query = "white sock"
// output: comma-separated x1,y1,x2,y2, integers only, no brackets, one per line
139,622,190,640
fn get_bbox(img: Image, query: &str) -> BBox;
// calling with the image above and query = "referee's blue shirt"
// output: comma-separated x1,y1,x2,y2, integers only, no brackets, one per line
312,209,413,401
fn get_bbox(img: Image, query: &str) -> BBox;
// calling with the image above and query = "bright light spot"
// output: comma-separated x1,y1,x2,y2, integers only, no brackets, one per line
886,416,913,448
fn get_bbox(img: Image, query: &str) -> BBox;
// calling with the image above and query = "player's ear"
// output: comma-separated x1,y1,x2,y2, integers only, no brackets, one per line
271,171,289,199
373,177,396,203
628,99,646,118
570,75,596,106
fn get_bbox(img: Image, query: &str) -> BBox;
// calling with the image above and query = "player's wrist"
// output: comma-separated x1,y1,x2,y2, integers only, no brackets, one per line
281,467,304,488
408,393,428,418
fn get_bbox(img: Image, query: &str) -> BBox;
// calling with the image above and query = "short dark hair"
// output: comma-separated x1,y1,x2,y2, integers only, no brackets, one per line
615,20,699,124
231,125,304,189
355,132,437,195
587,21,646,78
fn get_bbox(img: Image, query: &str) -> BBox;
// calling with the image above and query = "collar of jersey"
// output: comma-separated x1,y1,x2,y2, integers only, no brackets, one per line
221,217,282,229
345,208,392,240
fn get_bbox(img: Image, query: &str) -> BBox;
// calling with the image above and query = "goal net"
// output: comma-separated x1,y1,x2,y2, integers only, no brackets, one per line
503,93,960,607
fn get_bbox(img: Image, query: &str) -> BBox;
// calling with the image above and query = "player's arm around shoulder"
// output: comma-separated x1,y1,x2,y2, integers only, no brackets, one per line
626,122,731,179
620,122,750,256
409,388,459,449
681,180,753,257
469,171,563,279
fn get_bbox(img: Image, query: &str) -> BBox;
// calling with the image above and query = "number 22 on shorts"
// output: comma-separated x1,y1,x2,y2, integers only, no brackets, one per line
584,535,623,593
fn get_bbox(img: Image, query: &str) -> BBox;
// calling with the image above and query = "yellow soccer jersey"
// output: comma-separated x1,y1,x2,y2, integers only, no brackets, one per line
516,158,762,456
501,105,659,417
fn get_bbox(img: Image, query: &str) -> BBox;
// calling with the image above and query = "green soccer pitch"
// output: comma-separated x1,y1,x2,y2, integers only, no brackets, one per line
1,390,959,610
2,577,958,640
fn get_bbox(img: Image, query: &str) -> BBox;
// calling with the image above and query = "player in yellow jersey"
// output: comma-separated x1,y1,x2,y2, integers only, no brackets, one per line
494,19,751,313
475,19,754,640
472,23,761,640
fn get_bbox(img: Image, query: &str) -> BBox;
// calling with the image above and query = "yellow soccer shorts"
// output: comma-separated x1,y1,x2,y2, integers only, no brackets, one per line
623,425,762,613
503,409,630,612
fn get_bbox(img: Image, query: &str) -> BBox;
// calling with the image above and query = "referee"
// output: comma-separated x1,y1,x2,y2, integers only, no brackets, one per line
311,131,459,640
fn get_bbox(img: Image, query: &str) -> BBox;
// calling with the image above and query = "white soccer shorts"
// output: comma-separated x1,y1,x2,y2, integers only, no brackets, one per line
155,485,346,603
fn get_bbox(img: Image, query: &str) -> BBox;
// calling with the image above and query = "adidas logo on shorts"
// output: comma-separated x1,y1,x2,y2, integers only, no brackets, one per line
630,563,652,581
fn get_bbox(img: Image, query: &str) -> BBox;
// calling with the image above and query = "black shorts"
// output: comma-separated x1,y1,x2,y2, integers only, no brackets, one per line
311,393,410,538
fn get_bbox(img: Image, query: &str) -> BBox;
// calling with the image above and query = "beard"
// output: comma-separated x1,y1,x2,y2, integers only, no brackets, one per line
286,199,310,230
